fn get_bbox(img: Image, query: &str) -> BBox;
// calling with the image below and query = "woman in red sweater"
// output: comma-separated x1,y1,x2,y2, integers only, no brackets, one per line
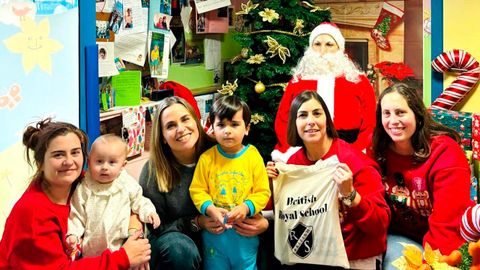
267,91,390,269
0,118,151,270
371,83,473,266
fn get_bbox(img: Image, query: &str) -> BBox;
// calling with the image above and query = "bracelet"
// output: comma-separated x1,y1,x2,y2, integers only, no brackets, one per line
128,227,144,238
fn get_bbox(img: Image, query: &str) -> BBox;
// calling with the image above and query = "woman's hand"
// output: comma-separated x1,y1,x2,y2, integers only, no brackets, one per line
198,214,226,235
333,163,354,196
266,161,279,179
123,231,151,268
130,262,150,270
233,214,269,237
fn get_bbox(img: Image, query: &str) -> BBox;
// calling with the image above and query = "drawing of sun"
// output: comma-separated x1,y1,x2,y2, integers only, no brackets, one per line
3,17,63,74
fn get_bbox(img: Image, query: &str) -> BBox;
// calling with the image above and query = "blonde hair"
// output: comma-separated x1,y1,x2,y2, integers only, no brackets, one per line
149,97,211,192
91,134,128,159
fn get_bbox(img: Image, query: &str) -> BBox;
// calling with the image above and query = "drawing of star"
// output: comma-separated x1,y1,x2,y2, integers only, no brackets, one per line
3,17,63,74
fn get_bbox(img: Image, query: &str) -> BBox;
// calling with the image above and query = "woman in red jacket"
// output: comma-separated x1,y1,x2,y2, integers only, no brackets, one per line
371,83,473,266
268,91,390,269
0,118,151,270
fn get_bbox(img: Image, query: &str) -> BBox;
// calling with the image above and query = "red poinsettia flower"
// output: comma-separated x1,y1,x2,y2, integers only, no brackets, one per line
374,61,415,82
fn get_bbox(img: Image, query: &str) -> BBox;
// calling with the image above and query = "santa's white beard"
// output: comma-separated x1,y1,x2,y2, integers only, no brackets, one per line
292,48,362,83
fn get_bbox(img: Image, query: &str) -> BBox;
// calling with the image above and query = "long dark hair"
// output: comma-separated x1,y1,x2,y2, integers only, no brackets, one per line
287,91,338,147
372,83,460,167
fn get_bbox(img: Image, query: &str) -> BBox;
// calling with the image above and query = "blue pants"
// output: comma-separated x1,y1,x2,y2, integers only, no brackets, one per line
203,229,259,270
383,234,422,270
148,231,201,270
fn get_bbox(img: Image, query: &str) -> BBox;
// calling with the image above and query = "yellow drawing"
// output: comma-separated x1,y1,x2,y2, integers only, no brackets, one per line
3,17,63,74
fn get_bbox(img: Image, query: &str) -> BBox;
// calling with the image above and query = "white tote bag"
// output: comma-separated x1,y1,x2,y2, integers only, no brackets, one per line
273,156,349,268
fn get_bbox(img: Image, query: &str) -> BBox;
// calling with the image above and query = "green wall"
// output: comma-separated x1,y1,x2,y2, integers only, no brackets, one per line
166,31,241,93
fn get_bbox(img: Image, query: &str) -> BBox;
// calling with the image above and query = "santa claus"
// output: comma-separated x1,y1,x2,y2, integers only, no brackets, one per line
272,22,376,162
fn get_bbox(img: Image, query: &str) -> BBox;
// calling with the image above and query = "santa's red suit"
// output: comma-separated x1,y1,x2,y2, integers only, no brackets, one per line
272,74,376,162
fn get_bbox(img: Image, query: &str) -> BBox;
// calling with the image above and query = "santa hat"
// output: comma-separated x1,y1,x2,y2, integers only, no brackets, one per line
309,22,345,52
461,205,480,242
159,81,201,119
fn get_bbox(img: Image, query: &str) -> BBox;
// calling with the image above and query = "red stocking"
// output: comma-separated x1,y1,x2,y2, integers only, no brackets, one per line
371,1,404,50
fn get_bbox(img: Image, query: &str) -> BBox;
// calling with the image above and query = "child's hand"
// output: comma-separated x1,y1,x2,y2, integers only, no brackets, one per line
266,161,279,179
227,203,249,224
206,205,229,228
148,213,161,229
65,234,78,252
65,235,82,261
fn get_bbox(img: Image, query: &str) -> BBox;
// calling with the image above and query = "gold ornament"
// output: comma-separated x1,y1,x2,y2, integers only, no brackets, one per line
231,48,250,64
255,81,265,94
250,113,265,125
302,1,330,13
259,8,280,23
246,54,266,64
236,0,259,15
217,79,238,95
293,19,305,35
264,36,291,64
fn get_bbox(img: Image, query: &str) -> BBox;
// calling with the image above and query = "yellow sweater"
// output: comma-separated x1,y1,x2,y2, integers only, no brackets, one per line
190,144,271,216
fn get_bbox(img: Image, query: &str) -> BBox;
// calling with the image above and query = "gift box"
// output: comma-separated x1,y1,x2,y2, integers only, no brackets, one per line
430,108,472,150
473,113,480,160
467,151,479,202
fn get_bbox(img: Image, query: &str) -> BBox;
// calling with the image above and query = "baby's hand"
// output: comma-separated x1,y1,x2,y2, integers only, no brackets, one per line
227,203,249,224
65,234,78,251
148,213,161,229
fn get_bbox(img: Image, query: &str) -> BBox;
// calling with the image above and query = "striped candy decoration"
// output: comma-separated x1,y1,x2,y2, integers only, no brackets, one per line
461,204,480,242
431,49,480,110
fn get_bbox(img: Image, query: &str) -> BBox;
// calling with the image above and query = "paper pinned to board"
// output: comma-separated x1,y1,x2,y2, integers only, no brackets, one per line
111,70,142,106
97,42,119,77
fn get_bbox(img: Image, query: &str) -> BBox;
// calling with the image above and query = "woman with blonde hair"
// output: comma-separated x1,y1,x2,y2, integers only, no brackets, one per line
139,96,269,270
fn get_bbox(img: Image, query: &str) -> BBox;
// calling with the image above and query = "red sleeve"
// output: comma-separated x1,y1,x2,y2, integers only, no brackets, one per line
423,138,474,254
351,75,376,151
343,151,390,238
274,80,296,153
1,200,130,270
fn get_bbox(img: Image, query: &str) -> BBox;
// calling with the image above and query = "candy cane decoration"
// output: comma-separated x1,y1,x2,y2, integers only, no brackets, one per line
461,204,480,242
431,49,480,110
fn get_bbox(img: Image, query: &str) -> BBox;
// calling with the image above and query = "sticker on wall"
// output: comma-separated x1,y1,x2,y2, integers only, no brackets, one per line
0,83,22,110
0,1,36,26
3,17,63,74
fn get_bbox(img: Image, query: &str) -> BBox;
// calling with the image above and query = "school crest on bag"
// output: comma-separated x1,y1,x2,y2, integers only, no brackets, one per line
288,223,313,258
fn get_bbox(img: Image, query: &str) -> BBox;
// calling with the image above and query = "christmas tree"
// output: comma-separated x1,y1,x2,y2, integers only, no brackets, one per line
223,0,331,160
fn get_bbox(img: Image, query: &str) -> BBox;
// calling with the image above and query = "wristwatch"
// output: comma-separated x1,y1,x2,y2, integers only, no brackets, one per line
341,189,357,207
190,216,200,232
